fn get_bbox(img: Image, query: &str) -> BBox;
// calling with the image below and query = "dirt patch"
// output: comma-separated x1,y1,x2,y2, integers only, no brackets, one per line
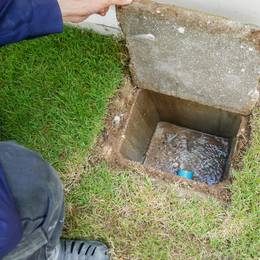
248,30,260,52
89,77,137,163
231,116,251,171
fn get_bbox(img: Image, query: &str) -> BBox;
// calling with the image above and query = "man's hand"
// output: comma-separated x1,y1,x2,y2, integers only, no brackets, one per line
58,0,133,23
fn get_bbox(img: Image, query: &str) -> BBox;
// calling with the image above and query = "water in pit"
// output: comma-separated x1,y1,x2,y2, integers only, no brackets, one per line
144,122,230,185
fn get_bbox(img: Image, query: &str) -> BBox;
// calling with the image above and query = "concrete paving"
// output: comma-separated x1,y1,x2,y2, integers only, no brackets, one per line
118,0,260,115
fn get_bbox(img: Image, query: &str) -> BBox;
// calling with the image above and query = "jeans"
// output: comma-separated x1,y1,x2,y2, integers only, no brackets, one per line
0,142,64,260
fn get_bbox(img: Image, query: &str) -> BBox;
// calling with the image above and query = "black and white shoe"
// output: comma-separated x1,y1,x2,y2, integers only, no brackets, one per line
49,240,110,260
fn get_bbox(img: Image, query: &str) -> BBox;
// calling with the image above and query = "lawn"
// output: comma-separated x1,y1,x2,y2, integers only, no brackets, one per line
0,27,259,259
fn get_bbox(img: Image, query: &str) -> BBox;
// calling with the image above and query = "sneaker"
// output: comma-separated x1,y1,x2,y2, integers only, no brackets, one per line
48,240,110,260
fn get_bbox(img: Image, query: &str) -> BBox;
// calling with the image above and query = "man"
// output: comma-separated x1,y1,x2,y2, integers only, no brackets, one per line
0,0,132,259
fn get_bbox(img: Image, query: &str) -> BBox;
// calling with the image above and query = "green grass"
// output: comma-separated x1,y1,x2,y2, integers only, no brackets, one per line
0,27,259,259
0,26,125,173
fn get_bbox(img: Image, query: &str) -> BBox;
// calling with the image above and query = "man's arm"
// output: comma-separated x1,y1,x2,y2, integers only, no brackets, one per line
0,0,63,46
0,0,133,46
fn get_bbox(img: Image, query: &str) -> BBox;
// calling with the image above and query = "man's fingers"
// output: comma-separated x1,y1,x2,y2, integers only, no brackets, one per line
58,0,134,24
112,0,134,6
63,15,89,23
98,7,109,16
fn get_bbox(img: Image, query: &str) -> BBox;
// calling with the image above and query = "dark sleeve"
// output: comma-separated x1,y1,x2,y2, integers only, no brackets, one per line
0,164,23,258
0,0,63,46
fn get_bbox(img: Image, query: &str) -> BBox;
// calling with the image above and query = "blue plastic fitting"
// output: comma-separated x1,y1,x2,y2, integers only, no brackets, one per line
177,169,193,180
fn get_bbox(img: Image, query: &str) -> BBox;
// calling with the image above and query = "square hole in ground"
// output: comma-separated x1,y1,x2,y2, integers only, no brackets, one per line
120,89,242,185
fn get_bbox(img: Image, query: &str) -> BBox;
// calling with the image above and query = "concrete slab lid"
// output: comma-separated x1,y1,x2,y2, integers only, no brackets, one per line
117,0,260,115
